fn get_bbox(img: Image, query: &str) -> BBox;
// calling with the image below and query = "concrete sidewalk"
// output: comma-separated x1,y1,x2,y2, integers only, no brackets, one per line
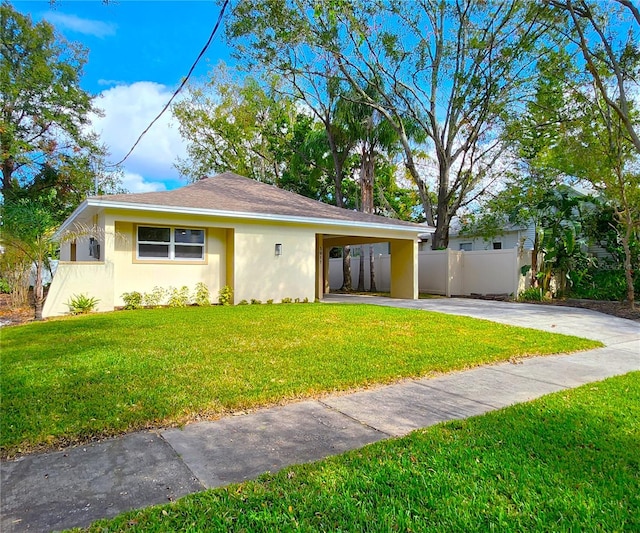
2,298,638,532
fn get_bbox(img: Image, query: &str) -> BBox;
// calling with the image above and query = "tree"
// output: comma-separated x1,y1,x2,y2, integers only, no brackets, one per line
536,1,640,306
1,3,106,201
338,83,403,291
547,0,640,152
174,66,305,186
1,4,122,317
319,0,544,249
2,199,57,320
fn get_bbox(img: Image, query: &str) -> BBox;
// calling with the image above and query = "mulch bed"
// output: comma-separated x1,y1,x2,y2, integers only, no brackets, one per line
1,293,638,326
533,298,640,323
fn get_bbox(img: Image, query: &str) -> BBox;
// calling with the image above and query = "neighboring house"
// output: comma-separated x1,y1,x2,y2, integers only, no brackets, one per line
43,172,431,317
419,222,536,252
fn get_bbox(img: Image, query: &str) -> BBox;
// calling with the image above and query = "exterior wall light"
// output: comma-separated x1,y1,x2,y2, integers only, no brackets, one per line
275,243,282,256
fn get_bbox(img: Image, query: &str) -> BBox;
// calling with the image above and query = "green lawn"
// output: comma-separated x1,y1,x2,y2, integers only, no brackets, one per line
78,372,640,532
1,303,600,456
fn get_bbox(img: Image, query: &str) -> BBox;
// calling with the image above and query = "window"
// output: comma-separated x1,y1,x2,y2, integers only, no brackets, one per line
137,226,205,261
459,242,472,251
492,241,502,250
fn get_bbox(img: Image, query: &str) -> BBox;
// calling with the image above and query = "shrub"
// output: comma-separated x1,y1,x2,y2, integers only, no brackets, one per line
250,298,262,305
0,278,11,294
66,293,100,315
518,287,546,302
167,286,191,308
143,286,166,308
238,299,249,305
281,297,293,304
302,297,309,303
121,291,143,310
192,282,211,306
266,299,274,305
218,285,233,306
569,267,638,301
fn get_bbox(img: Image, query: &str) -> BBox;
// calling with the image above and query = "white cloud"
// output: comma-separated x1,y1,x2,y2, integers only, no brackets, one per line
97,79,128,87
89,82,188,190
121,172,167,193
43,12,116,38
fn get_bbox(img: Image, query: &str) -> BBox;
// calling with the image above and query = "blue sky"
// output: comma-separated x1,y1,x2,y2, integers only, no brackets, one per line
12,0,233,192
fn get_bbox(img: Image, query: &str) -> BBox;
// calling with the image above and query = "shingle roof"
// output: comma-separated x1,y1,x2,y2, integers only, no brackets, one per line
95,172,428,230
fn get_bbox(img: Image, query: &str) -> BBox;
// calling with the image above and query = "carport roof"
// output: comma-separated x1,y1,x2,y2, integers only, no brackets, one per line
61,172,433,235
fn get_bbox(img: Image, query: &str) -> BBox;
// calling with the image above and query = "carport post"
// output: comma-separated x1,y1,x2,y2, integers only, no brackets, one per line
390,239,418,299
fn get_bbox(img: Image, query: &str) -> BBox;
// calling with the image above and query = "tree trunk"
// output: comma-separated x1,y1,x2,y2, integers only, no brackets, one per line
341,246,352,291
369,244,377,292
431,161,452,250
33,260,44,321
357,245,365,291
531,227,540,288
621,215,635,309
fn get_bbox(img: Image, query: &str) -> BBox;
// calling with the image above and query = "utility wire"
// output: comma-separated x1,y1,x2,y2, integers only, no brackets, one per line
112,0,230,167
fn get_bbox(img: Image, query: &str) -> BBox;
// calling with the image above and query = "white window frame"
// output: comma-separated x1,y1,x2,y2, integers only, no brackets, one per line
136,225,206,261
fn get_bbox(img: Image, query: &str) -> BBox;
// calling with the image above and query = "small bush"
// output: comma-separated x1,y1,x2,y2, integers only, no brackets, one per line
121,291,143,310
218,285,233,306
266,299,274,305
167,286,191,308
281,297,293,304
569,267,638,301
66,293,100,315
302,297,309,303
250,298,262,305
143,286,166,308
518,287,546,302
0,278,11,294
238,299,249,305
192,282,211,306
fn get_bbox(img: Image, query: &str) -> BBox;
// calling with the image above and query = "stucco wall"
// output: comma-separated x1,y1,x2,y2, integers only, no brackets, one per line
42,261,115,317
232,221,316,303
112,218,227,307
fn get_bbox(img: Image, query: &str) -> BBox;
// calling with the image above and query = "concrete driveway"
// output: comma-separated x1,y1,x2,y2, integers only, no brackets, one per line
2,297,638,532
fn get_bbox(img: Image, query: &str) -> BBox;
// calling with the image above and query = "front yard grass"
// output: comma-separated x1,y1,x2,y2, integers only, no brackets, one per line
80,372,640,532
1,303,600,456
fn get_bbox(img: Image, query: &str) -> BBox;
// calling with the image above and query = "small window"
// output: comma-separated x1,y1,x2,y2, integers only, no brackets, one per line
492,242,502,250
137,226,205,261
459,242,472,251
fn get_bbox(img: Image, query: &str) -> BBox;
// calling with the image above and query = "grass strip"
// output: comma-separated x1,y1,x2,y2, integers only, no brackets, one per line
78,372,640,532
2,303,600,456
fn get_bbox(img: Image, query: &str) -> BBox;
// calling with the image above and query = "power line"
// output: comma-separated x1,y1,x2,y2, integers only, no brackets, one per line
112,0,230,167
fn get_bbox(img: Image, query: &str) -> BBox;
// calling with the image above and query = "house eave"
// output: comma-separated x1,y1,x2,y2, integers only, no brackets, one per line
80,198,433,235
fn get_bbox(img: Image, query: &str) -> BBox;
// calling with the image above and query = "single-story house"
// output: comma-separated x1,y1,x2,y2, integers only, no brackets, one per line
43,172,433,317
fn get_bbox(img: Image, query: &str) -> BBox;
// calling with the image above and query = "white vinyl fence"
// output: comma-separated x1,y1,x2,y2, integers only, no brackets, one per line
330,248,533,297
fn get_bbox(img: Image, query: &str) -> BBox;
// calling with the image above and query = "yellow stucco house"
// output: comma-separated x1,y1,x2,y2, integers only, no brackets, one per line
43,172,432,318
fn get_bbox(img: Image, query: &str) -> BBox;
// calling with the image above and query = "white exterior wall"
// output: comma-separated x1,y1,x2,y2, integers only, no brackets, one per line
448,231,524,252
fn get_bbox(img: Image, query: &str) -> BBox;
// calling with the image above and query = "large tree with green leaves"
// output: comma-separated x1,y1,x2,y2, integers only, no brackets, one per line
535,0,640,306
1,3,107,204
225,0,545,249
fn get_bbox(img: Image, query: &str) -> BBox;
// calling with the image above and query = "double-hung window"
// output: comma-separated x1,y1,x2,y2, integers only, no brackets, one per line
137,226,205,261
